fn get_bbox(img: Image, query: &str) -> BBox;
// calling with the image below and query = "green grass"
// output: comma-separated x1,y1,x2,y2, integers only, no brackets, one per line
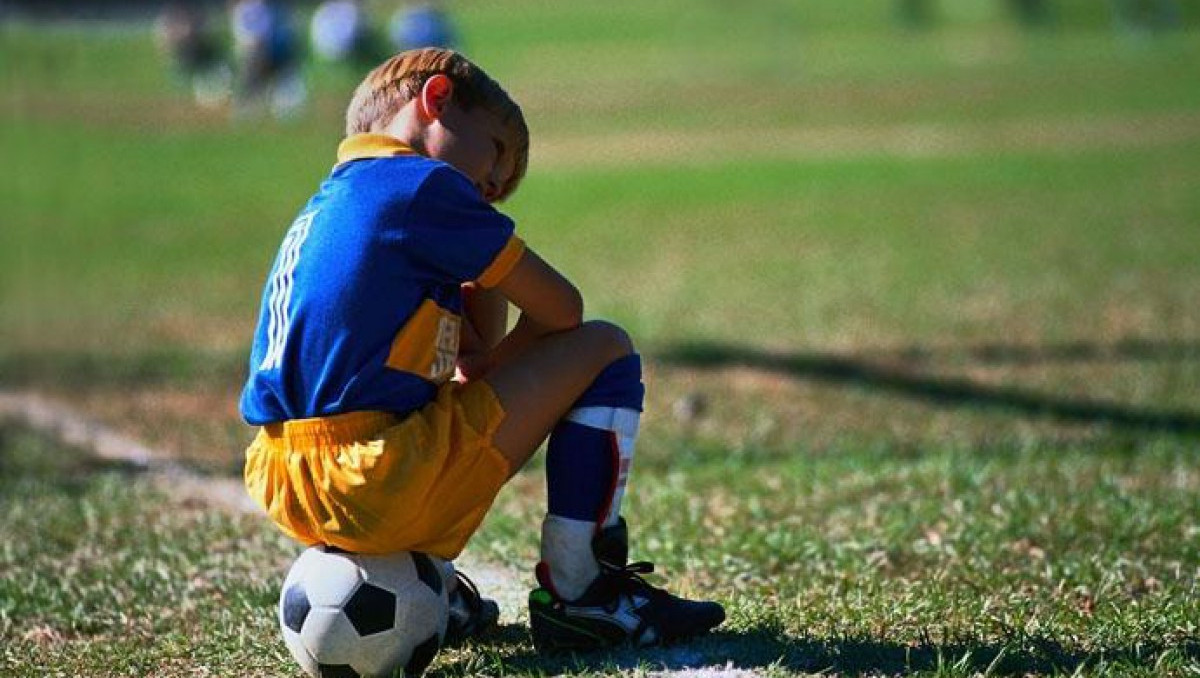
0,428,293,676
2,1,1200,675
4,426,1198,676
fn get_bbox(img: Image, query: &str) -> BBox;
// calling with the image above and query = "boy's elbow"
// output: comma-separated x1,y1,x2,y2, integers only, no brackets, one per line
555,286,585,329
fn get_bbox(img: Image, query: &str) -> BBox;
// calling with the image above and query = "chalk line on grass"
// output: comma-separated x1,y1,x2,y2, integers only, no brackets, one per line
0,389,260,514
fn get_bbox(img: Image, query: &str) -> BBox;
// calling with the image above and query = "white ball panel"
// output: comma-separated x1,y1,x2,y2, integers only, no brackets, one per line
301,552,363,607
280,625,320,677
394,584,449,642
299,607,359,665
344,628,411,677
352,551,417,593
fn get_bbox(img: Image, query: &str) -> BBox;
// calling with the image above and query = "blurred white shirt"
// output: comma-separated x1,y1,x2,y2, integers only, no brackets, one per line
311,0,363,62
232,0,274,52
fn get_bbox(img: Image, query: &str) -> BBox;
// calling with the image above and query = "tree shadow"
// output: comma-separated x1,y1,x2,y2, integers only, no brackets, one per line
656,340,1200,435
879,338,1200,368
444,624,1200,676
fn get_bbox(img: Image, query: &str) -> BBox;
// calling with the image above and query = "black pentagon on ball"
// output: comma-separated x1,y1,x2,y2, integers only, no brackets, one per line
343,582,397,636
317,664,360,678
404,633,441,677
281,583,311,634
410,552,443,595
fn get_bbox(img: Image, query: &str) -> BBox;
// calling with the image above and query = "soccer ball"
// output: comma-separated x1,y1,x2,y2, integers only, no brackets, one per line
279,546,450,678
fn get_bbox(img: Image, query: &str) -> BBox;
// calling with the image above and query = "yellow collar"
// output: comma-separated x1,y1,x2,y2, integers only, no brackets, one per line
336,134,417,164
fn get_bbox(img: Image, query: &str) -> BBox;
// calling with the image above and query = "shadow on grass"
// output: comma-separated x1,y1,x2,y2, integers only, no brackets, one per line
657,340,1200,435
451,623,1199,676
883,338,1200,368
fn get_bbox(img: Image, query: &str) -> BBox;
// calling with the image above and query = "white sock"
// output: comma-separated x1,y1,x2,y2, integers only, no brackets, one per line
540,514,600,601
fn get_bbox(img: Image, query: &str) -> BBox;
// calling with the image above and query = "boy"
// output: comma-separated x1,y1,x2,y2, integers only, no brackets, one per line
240,48,725,651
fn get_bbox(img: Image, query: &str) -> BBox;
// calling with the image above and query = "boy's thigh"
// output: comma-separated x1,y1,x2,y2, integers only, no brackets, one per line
485,320,632,472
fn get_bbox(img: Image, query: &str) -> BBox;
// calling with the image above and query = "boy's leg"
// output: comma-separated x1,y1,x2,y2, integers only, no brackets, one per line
485,320,634,472
483,320,724,650
538,352,642,599
430,321,626,645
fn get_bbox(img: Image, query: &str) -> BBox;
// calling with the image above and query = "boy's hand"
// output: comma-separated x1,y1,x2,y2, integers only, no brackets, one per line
454,352,492,383
455,282,510,383
455,316,491,382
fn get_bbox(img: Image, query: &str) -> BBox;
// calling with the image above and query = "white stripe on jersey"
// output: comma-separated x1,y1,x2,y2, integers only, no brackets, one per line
260,210,316,371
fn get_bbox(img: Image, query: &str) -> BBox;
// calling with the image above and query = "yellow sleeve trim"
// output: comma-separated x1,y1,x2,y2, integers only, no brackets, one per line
336,134,417,165
476,236,526,288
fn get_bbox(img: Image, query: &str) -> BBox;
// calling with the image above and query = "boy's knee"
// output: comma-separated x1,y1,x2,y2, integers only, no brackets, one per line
575,322,641,410
579,320,635,362
583,319,633,351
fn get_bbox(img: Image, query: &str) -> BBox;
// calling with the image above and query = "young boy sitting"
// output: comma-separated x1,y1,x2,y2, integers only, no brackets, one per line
239,47,725,651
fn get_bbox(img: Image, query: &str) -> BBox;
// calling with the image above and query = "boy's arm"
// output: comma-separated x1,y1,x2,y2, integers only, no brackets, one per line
457,248,582,381
456,283,508,382
461,282,509,348
493,248,583,330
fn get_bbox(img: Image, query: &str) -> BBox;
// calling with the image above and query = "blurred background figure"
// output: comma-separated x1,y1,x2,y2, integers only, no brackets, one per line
894,0,935,29
1005,0,1055,29
155,2,231,109
310,0,384,70
389,1,457,51
1110,0,1181,34
229,0,306,119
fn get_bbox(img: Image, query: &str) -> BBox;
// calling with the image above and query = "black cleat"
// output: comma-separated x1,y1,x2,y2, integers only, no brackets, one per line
528,519,724,652
444,569,500,646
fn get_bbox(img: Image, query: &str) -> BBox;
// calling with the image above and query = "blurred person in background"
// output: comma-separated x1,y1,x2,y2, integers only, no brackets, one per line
1110,0,1181,33
310,0,385,71
230,0,306,119
1006,0,1054,28
894,0,935,29
389,1,457,51
155,1,231,109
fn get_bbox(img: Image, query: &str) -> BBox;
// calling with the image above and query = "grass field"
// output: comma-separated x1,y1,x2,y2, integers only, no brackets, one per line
3,1,1200,675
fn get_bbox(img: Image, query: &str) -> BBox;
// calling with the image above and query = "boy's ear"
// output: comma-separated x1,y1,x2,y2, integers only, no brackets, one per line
417,74,454,122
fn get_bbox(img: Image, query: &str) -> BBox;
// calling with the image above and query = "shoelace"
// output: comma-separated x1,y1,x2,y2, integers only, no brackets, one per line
444,570,490,646
451,570,484,619
604,561,666,597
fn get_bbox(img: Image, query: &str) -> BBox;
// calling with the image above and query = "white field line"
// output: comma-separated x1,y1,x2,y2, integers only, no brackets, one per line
0,389,260,514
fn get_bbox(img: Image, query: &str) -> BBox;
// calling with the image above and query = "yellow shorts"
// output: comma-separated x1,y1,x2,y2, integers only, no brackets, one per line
243,379,510,559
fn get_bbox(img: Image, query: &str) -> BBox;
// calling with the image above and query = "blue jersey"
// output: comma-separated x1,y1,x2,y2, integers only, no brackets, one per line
240,134,525,425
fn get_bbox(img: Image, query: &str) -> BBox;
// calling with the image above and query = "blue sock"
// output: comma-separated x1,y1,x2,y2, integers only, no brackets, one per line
545,354,644,526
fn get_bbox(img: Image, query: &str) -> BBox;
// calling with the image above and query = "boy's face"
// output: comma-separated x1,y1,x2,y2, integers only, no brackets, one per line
425,102,518,204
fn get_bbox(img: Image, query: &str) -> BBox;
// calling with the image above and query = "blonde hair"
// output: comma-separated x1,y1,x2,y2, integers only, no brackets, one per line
346,48,529,201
